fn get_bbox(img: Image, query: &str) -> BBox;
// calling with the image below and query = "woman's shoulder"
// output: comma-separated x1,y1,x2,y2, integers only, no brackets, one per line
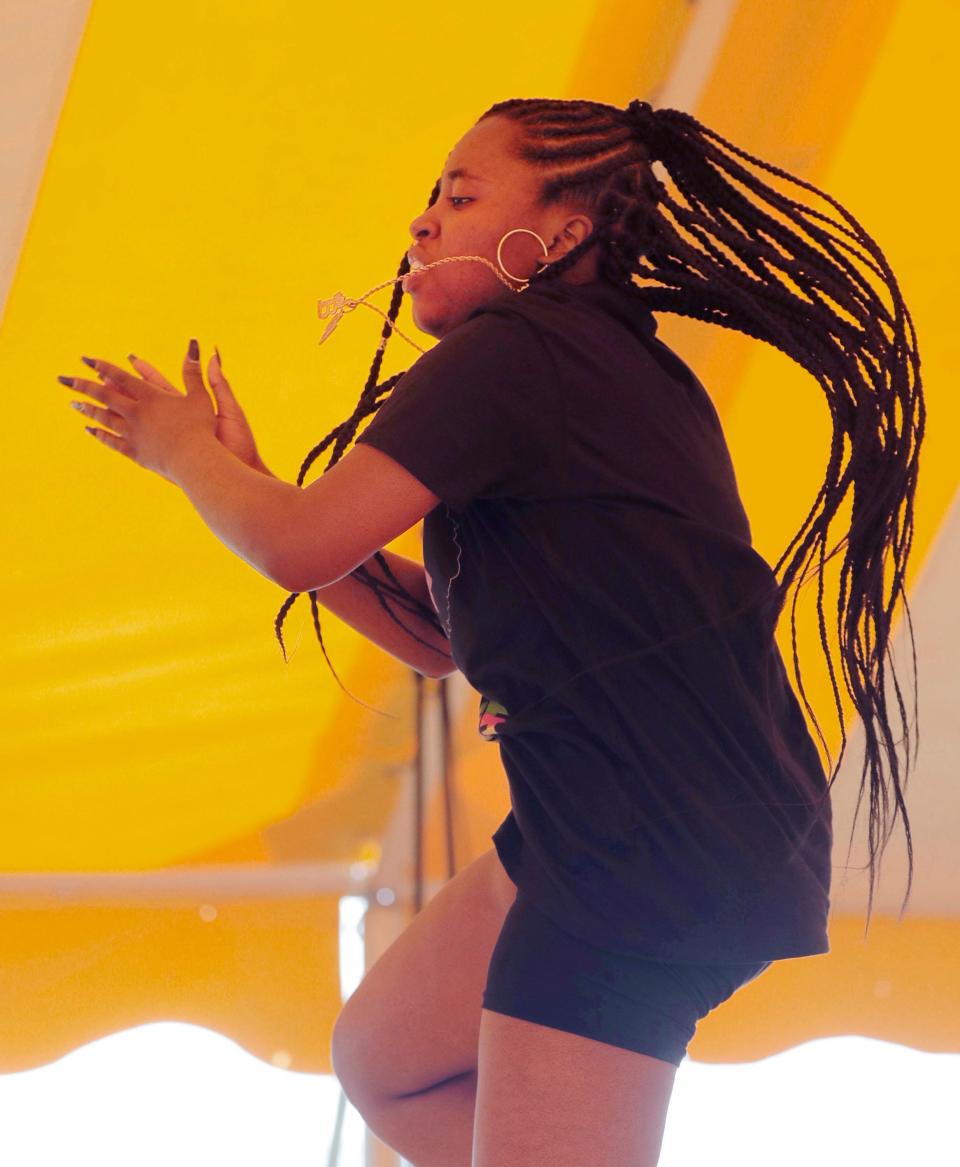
407,277,661,395
468,277,659,350
411,295,555,375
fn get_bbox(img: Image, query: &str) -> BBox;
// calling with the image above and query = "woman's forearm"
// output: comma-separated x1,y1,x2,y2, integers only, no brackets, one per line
315,550,455,678
251,454,452,674
174,443,453,676
169,432,302,585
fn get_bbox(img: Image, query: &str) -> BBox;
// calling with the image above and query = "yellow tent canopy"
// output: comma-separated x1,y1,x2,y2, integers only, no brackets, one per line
1,0,956,1081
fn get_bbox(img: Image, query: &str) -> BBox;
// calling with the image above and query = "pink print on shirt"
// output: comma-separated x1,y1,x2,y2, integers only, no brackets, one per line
478,694,509,740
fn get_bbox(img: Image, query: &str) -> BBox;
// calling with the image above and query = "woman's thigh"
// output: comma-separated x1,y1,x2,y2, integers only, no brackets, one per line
473,891,772,1166
473,1007,678,1167
330,845,518,1106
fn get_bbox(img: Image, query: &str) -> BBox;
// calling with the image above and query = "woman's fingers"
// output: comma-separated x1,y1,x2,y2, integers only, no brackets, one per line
204,349,262,469
128,355,178,394
208,349,244,413
208,348,228,388
63,375,132,416
70,398,125,433
207,351,221,387
79,358,145,398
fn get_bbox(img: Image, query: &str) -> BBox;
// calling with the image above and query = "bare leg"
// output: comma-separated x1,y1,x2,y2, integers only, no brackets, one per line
472,1009,677,1167
356,1069,478,1167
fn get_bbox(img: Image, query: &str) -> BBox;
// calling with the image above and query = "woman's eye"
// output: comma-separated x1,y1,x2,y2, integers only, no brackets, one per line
448,197,472,207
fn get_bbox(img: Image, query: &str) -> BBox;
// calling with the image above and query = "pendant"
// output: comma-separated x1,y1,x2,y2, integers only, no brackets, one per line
317,291,354,344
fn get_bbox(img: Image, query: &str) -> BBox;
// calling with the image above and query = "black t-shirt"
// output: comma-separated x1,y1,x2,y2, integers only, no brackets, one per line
354,275,832,963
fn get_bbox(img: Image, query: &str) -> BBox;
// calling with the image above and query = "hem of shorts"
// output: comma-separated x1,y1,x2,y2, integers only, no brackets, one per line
480,998,687,1067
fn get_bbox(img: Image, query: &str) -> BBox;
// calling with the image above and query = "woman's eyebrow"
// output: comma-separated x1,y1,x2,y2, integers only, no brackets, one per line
444,167,489,182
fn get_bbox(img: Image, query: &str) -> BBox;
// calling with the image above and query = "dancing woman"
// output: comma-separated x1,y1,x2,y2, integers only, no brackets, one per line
64,97,922,1167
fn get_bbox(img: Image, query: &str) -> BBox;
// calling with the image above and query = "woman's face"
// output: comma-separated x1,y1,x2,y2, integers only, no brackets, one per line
405,115,597,339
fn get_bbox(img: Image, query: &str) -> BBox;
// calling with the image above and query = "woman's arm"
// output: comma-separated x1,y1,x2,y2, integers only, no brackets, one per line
169,434,454,676
314,549,455,679
169,432,306,585
248,454,453,677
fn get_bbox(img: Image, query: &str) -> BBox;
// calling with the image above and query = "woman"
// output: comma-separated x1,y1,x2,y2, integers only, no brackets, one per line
64,98,923,1166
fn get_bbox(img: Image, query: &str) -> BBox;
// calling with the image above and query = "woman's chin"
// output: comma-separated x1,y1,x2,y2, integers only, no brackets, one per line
407,294,444,340
406,279,490,340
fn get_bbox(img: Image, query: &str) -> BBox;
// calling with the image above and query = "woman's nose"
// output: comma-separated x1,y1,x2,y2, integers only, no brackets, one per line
408,209,436,240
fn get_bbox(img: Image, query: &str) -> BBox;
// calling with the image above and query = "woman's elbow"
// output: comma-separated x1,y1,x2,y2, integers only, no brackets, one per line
269,552,334,595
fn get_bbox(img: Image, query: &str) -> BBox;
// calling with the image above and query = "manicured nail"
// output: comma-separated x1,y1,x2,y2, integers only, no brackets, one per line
81,356,97,370
70,401,83,411
214,345,222,370
127,353,137,363
188,338,199,360
58,375,74,387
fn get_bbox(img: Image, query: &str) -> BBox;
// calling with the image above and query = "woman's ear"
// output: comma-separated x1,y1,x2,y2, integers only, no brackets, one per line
565,213,595,248
548,214,594,259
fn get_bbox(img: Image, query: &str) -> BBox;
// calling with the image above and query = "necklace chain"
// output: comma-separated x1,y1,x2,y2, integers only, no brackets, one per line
316,254,523,355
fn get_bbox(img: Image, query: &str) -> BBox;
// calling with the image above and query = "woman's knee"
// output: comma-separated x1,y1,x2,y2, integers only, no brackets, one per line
330,847,518,1104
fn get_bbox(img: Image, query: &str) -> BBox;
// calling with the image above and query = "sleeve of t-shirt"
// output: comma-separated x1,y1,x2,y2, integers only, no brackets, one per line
353,308,564,512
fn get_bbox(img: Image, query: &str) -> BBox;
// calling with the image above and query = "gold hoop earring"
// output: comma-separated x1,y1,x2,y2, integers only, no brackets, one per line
496,228,551,288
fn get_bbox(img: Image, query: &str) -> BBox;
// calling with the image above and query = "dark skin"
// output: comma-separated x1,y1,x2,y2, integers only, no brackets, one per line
406,114,599,340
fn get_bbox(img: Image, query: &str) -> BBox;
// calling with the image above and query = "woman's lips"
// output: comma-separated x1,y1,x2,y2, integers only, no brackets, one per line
402,265,429,292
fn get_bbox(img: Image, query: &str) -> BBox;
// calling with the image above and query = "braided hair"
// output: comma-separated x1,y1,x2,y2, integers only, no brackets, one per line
276,97,924,930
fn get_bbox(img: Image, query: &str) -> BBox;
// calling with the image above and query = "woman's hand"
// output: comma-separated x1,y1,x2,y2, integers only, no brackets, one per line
130,347,270,474
61,339,216,486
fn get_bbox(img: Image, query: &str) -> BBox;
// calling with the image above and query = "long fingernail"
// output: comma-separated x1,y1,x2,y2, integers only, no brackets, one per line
58,375,74,386
214,345,222,370
127,352,137,363
188,338,199,360
81,356,97,370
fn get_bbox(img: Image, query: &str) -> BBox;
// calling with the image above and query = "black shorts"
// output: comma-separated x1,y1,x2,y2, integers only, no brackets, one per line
482,887,772,1067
